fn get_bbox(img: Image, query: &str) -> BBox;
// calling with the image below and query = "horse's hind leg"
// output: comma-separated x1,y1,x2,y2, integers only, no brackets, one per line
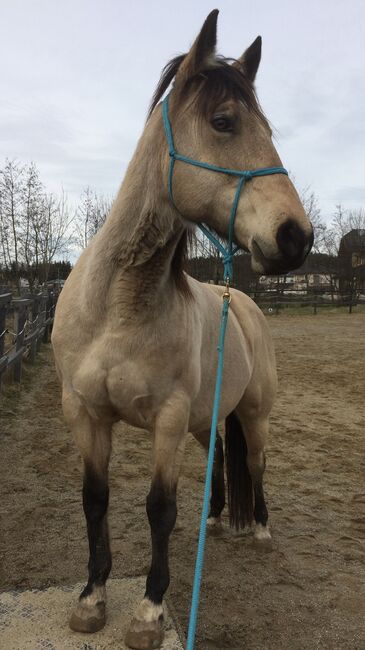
235,407,272,542
125,391,189,650
62,386,112,633
192,429,225,526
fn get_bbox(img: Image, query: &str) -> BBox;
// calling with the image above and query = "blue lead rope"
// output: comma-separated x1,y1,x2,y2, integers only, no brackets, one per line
162,93,288,649
185,292,230,650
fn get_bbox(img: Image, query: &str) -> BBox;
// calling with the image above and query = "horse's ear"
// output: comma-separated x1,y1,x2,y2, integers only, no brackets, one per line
234,36,262,82
174,10,219,90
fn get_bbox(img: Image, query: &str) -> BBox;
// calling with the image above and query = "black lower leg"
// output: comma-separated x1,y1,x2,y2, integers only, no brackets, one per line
145,479,177,605
81,464,112,598
209,432,225,519
253,481,268,527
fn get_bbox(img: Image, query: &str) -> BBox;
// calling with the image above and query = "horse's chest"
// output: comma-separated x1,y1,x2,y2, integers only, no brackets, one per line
72,334,187,429
105,359,168,428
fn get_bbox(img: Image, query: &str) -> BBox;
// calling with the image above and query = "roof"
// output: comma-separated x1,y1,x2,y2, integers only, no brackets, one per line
339,229,365,255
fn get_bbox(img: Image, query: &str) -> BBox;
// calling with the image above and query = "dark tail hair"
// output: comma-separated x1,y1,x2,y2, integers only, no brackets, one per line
225,412,253,530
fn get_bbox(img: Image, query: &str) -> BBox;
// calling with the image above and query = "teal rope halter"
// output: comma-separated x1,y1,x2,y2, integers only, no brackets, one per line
162,93,288,650
162,93,288,281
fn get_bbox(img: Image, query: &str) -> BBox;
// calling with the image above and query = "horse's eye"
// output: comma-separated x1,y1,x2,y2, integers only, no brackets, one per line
212,115,233,132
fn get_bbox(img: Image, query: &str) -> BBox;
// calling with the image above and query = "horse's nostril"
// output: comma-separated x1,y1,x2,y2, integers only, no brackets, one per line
276,219,307,261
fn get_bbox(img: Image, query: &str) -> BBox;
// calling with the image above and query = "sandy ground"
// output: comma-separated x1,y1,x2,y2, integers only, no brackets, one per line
0,314,364,650
0,579,183,650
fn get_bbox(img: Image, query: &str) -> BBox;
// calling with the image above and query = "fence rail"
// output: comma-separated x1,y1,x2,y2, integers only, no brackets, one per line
0,289,59,392
246,290,364,315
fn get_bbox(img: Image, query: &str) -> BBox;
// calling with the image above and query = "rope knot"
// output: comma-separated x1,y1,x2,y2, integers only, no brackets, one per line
223,251,233,282
243,170,254,181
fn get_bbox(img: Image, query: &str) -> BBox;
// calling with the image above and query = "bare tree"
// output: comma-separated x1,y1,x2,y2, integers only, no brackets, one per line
0,159,74,288
299,186,327,253
74,187,112,249
0,159,24,288
37,191,74,283
20,162,44,288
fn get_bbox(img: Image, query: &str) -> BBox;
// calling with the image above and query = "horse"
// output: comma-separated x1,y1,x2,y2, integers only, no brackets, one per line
52,10,313,650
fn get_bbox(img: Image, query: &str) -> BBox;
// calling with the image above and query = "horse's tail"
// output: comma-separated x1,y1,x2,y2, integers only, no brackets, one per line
225,411,254,530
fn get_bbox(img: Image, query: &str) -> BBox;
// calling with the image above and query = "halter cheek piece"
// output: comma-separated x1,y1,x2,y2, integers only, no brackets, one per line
162,93,288,282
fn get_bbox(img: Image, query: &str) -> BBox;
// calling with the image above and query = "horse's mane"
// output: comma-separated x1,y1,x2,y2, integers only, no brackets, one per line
147,54,268,297
148,54,268,128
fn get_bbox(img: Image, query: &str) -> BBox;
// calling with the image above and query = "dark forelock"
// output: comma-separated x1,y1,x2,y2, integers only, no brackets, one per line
148,54,268,127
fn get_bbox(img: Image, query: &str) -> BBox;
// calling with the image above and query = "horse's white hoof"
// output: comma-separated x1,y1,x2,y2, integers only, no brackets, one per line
69,600,106,633
125,617,164,649
254,523,272,542
69,585,106,633
207,515,222,528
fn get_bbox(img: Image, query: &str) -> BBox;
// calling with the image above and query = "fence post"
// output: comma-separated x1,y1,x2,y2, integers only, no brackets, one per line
349,285,353,314
275,295,279,315
0,296,10,391
43,292,52,343
38,295,47,351
313,294,317,315
30,296,40,364
13,302,27,383
0,302,7,360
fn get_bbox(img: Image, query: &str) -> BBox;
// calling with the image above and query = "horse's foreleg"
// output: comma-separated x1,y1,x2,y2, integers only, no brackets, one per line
125,392,189,650
62,387,112,633
192,429,225,527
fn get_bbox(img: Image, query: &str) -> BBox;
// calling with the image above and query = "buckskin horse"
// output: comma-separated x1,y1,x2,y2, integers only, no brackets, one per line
52,10,313,649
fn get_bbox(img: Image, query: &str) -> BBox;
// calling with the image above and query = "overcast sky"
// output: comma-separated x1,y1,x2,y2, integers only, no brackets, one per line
1,0,364,222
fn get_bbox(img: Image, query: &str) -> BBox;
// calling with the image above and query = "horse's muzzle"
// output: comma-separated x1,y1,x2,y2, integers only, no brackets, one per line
252,221,314,275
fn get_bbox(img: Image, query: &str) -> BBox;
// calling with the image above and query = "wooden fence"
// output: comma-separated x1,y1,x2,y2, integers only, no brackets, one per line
248,290,365,315
249,291,363,315
0,289,59,392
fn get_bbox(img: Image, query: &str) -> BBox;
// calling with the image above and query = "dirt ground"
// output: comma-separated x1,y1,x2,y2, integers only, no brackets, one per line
0,314,364,650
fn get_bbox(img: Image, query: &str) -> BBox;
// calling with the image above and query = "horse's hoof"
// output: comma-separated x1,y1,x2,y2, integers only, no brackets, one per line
125,617,164,650
254,523,272,543
69,601,106,633
207,515,222,528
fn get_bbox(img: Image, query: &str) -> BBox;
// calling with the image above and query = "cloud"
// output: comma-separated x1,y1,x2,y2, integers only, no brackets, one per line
331,186,365,205
1,0,365,220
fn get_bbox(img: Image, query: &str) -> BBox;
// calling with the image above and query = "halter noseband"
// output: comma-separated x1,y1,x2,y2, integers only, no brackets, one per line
162,93,288,282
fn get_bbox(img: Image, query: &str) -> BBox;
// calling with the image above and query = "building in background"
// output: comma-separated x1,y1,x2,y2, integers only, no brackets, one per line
338,229,365,294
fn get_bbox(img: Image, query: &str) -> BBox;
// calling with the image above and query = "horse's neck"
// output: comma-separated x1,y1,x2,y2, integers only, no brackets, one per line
84,125,185,319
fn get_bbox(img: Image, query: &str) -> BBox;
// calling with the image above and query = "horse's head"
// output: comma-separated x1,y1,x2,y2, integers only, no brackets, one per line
151,10,313,274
